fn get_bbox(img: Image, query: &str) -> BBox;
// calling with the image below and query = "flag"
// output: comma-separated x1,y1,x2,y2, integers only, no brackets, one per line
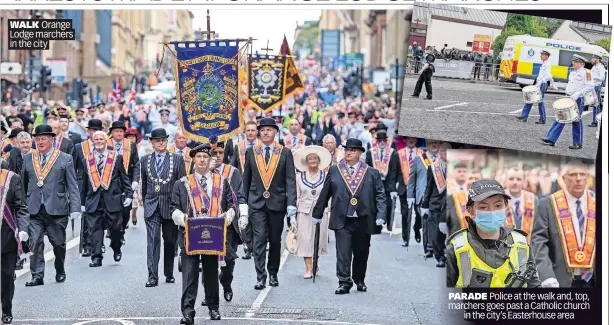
280,35,304,99
113,77,122,102
247,54,287,113
129,78,137,109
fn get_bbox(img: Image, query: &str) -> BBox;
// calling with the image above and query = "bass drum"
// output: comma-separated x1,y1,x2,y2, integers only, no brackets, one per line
553,97,580,124
584,89,598,107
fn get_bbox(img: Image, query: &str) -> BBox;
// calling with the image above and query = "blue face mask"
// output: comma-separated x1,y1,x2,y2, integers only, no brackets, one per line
475,209,507,233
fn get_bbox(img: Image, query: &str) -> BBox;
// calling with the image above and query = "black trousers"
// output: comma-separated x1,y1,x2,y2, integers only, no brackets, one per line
571,278,594,288
1,243,17,315
82,211,92,253
399,190,411,242
384,191,393,227
219,228,239,289
181,252,219,317
421,211,432,254
145,209,178,280
427,211,446,261
250,207,285,282
87,204,123,260
29,205,68,280
121,205,131,239
242,221,253,253
334,217,371,288
413,67,433,99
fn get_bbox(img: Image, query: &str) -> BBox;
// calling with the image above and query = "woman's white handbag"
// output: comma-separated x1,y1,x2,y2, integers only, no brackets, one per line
285,229,298,255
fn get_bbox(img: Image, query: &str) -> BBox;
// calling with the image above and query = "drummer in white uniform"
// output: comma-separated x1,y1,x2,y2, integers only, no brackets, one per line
541,54,593,150
589,54,606,128
517,50,555,124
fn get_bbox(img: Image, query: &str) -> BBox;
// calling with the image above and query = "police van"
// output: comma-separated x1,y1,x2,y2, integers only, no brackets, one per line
498,35,609,91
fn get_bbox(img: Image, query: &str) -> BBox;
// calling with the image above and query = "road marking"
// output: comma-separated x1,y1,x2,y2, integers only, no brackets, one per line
16,236,81,278
433,102,468,110
418,108,594,119
509,108,523,114
244,248,290,318
13,316,381,325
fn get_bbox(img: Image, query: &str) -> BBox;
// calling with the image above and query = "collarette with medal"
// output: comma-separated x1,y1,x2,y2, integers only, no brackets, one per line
254,142,282,199
338,160,368,206
32,149,61,187
147,151,174,192
86,150,117,191
301,170,325,196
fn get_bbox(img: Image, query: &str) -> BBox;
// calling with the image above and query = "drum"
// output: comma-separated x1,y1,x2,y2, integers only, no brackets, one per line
522,85,542,104
584,89,598,107
553,97,580,124
596,113,602,139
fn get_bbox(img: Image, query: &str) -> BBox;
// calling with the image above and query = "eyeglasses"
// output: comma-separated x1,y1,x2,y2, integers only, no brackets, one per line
161,114,169,117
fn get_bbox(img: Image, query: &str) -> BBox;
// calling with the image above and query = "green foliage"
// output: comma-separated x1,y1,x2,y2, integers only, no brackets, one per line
492,14,552,59
596,37,611,52
294,22,320,54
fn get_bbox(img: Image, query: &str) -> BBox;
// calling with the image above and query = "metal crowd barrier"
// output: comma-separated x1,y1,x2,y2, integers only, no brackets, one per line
405,58,501,82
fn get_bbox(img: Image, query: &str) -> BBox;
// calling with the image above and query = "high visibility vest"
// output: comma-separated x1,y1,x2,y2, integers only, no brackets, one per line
450,229,530,288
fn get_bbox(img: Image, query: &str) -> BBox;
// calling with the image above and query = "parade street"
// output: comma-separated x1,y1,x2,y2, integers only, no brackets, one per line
10,204,461,325
399,77,600,159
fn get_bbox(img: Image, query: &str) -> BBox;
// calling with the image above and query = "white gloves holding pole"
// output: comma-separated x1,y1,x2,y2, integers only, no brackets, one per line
238,204,249,231
172,209,185,227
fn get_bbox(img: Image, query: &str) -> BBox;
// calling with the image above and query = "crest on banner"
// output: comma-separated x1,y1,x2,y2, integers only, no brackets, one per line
248,54,287,113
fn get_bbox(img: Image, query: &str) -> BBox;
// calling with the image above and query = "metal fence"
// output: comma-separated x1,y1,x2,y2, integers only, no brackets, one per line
405,58,502,82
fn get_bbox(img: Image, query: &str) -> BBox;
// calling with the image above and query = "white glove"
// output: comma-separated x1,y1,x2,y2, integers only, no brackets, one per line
312,217,322,225
70,212,81,220
407,198,415,207
131,181,139,191
289,216,297,232
541,277,559,288
224,208,235,225
376,218,385,226
81,205,85,213
390,192,398,201
172,209,185,227
439,222,448,235
287,206,297,218
239,204,248,218
123,198,133,207
18,231,29,242
420,208,430,216
239,215,249,231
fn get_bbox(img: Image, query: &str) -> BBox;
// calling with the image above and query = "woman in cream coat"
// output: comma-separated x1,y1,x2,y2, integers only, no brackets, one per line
294,145,332,279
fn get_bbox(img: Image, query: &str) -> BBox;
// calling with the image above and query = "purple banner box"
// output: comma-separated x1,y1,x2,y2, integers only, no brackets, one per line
185,217,226,256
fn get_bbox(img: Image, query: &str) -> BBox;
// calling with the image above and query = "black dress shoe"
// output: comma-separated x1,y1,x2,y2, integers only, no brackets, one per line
356,283,367,292
436,260,446,268
82,250,91,257
25,278,44,287
89,259,102,267
569,144,583,150
424,97,432,100
166,276,175,283
15,259,23,270
242,252,252,260
411,95,419,98
541,138,555,146
516,116,527,122
535,120,546,124
254,280,266,290
425,251,434,258
201,299,208,306
179,315,194,325
223,287,233,302
2,313,12,324
145,279,158,287
209,309,221,320
401,241,408,247
589,122,598,127
335,285,351,294
114,253,122,262
56,273,66,283
269,275,279,287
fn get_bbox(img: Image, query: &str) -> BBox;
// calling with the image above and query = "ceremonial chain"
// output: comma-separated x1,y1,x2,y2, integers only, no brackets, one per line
147,153,174,192
301,170,324,195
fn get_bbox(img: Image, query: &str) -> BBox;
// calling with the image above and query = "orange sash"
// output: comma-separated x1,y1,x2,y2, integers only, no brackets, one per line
253,143,283,193
169,146,192,174
551,190,595,269
32,149,62,186
81,140,93,157
452,190,470,229
219,164,233,179
431,158,446,194
504,191,536,239
86,150,117,191
372,146,393,176
107,138,132,172
184,173,222,218
284,134,305,150
54,134,64,150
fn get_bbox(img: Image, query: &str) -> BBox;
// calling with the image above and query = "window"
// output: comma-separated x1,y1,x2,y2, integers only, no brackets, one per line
466,41,473,47
411,28,427,34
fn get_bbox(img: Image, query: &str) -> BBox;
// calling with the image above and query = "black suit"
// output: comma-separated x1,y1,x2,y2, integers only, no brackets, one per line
81,153,132,260
108,140,140,238
73,141,92,253
140,151,187,281
312,162,386,288
366,148,401,229
56,137,75,156
170,175,234,316
223,139,234,165
230,141,255,255
6,148,22,175
68,131,82,146
422,164,447,262
242,144,297,282
0,171,28,316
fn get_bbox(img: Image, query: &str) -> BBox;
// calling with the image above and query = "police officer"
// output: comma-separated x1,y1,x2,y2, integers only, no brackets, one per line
412,46,436,100
542,54,593,150
445,179,541,288
517,50,555,124
589,54,606,127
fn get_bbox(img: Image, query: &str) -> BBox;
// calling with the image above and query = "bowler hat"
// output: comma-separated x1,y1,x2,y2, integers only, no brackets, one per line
109,121,127,132
258,118,279,131
375,131,388,140
149,128,169,140
58,113,71,121
32,124,56,138
189,143,212,158
87,119,104,130
8,128,23,139
375,123,388,131
342,138,365,152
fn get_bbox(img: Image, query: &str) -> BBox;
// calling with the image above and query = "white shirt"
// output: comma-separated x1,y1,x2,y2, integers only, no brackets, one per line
174,147,187,157
94,150,108,167
405,146,419,161
112,140,123,154
563,190,589,275
195,172,213,199
507,190,524,217
261,142,276,161
565,67,593,98
590,62,606,86
536,59,554,85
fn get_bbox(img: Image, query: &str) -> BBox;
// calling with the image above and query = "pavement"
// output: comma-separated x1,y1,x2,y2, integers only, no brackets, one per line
11,198,464,325
400,77,600,160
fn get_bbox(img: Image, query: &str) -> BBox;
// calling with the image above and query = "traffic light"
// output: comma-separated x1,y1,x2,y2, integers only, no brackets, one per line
40,66,52,92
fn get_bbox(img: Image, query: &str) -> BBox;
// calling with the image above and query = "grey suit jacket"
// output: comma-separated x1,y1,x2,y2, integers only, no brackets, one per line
21,150,81,216
140,151,187,219
531,191,595,287
407,154,428,203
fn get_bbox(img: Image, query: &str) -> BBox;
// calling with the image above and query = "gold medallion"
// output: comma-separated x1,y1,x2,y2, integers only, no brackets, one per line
350,198,358,206
37,181,44,187
155,184,161,192
263,191,270,199
575,251,586,263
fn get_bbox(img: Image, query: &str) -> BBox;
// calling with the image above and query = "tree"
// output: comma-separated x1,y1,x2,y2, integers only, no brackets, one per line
492,14,549,59
595,37,611,51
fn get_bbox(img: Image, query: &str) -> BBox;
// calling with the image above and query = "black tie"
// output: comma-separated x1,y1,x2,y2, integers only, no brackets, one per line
265,147,271,165
115,143,121,154
41,153,48,168
350,166,355,176
200,176,207,191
